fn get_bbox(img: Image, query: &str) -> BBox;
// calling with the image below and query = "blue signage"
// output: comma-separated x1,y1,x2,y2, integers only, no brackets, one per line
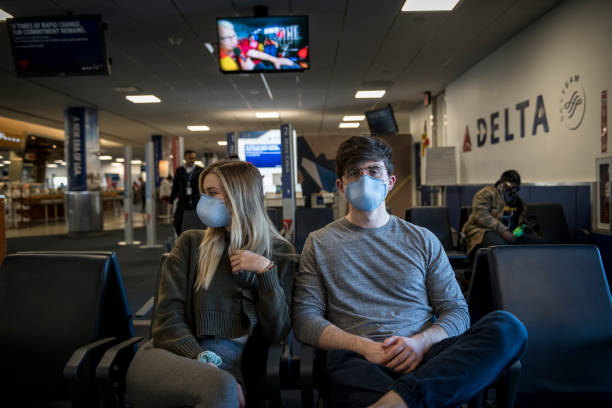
280,124,293,199
64,107,89,191
152,135,162,187
245,144,281,168
226,132,237,156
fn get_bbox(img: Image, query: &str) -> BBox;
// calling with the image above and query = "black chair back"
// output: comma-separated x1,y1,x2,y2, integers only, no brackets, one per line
0,253,130,405
488,245,612,405
267,207,282,232
181,209,207,233
406,206,454,250
466,248,494,325
459,206,472,233
524,203,571,243
294,207,334,253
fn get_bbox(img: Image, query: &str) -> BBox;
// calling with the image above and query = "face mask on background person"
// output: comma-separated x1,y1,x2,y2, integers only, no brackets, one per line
345,175,388,212
498,182,517,204
196,194,230,227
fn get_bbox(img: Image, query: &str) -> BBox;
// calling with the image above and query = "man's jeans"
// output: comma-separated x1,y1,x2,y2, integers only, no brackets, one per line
327,311,527,408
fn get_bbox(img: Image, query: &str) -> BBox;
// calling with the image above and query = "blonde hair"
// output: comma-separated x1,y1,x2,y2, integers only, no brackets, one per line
195,159,291,291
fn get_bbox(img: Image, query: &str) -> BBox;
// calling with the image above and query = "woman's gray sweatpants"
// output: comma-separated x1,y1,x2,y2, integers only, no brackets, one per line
126,339,243,408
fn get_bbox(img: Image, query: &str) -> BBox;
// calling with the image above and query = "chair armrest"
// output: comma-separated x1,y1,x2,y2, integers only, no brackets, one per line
64,336,117,405
300,343,316,407
96,336,143,408
265,342,284,397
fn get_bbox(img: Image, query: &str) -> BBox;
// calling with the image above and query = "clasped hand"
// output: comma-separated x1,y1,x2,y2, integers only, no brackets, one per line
229,250,272,274
360,335,428,374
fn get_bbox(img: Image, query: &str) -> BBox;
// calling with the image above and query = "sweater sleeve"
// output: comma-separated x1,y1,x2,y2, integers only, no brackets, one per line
152,233,203,359
292,234,331,346
424,231,470,337
472,187,507,234
253,243,296,343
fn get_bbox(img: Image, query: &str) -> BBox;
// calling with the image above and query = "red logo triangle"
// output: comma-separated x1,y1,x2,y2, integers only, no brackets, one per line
463,126,472,152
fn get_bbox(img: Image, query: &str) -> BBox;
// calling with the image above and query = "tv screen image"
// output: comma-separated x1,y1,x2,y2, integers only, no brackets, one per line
365,104,399,135
7,15,109,77
244,143,282,168
216,16,309,73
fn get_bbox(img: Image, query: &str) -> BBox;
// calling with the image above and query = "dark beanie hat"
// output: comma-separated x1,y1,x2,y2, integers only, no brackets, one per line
500,169,521,185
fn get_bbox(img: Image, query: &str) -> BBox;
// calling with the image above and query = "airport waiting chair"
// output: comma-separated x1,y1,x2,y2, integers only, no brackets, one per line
406,206,467,261
465,248,494,325
0,252,134,407
458,206,472,236
180,209,207,233
97,253,289,408
488,245,612,406
523,202,572,243
294,207,334,253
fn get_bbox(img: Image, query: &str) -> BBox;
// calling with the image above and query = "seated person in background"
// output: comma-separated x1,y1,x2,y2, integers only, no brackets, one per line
293,135,527,408
127,159,296,407
461,169,539,260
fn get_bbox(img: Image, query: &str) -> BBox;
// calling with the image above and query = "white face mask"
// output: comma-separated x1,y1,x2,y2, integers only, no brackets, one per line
196,194,230,227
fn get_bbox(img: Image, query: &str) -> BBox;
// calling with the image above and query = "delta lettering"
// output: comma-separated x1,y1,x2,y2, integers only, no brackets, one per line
475,94,549,147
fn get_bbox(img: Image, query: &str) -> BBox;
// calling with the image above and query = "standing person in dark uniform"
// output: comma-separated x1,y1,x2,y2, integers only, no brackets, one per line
170,150,203,235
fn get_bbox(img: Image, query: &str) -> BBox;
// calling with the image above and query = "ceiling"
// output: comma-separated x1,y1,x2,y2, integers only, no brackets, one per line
0,0,563,159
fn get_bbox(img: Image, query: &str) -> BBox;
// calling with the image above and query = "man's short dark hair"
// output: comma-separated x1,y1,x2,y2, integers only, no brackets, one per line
184,150,196,158
335,135,394,178
497,169,521,186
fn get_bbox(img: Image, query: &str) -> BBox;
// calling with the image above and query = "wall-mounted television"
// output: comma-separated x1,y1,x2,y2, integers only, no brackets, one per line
6,15,109,77
365,104,399,135
216,16,309,73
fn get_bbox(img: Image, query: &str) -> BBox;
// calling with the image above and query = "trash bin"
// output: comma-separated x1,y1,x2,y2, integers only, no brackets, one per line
65,191,103,233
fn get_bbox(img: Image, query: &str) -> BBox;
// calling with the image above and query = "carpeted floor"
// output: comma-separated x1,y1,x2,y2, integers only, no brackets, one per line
7,224,175,315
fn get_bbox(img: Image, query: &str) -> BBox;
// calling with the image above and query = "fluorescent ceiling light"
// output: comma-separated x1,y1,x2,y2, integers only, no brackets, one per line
255,112,279,119
125,95,161,103
217,141,228,146
54,160,64,164
131,159,142,165
47,163,58,168
343,115,365,121
401,0,460,12
3,160,10,164
111,162,123,167
355,90,386,99
187,125,210,131
115,158,125,163
339,122,360,128
204,42,215,54
99,155,113,160
0,9,13,21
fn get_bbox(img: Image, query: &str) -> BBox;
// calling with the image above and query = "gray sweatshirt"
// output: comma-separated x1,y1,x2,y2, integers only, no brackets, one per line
293,216,469,346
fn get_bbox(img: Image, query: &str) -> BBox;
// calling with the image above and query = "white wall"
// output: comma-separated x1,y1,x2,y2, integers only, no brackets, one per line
426,0,612,183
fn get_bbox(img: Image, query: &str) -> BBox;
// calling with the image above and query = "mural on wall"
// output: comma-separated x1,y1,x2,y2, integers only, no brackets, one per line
560,74,586,131
297,136,337,198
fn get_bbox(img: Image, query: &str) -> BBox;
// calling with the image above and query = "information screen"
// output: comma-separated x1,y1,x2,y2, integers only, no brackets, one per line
244,143,281,168
7,15,109,77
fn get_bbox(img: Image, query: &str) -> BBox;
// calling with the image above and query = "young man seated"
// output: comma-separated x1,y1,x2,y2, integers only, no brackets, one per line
293,135,527,408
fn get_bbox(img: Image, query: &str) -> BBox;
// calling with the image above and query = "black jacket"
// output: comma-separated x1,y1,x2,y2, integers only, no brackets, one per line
170,165,203,209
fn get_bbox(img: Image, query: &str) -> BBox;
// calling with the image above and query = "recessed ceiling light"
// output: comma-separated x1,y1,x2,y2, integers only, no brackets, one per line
339,122,360,128
187,125,210,131
115,158,125,163
3,160,10,164
217,141,228,146
125,95,161,103
401,0,460,12
355,90,386,99
99,155,113,160
111,162,123,167
255,112,279,119
0,9,13,21
131,159,142,164
47,163,58,168
112,86,141,93
343,115,365,121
